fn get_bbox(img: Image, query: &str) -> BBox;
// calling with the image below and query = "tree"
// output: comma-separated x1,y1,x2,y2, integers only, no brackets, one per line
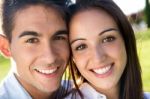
144,0,150,28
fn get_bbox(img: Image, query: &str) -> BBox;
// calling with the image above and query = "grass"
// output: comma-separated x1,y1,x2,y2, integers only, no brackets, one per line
139,41,150,92
0,55,10,81
136,29,150,92
0,29,150,91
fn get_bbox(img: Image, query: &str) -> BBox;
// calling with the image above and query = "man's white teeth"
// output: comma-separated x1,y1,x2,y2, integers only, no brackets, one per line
35,68,57,74
93,65,111,74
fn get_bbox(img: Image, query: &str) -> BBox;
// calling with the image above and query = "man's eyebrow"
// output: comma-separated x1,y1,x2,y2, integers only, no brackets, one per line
99,28,118,36
18,31,39,38
54,30,68,36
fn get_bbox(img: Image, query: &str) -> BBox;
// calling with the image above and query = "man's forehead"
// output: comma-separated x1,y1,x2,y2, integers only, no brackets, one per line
11,5,67,38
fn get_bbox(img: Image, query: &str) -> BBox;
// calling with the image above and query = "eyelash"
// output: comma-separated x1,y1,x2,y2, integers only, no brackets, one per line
102,36,116,43
75,44,87,51
25,38,39,43
54,36,67,41
74,36,116,51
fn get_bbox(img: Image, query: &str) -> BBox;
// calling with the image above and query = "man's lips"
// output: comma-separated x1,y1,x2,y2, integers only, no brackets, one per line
34,67,58,74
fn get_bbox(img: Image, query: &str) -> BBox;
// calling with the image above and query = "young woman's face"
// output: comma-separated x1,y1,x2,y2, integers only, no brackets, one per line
69,9,127,92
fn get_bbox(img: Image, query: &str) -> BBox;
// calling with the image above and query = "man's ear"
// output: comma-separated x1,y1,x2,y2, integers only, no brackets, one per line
0,34,11,57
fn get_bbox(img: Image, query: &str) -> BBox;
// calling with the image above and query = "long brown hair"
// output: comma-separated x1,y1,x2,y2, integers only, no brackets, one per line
68,0,143,99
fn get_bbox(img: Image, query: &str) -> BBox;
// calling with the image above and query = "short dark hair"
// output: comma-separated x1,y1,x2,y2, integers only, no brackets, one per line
2,0,71,42
1,0,72,98
68,0,143,99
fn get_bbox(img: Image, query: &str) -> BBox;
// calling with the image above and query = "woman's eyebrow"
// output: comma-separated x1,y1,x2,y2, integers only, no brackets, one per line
70,38,86,45
99,28,118,36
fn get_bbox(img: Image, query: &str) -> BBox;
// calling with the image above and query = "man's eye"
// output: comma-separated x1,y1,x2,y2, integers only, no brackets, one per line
75,44,87,51
26,38,39,43
102,36,116,43
54,36,67,41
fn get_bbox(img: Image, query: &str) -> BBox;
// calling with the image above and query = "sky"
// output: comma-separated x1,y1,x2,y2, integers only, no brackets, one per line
71,0,146,15
113,0,145,15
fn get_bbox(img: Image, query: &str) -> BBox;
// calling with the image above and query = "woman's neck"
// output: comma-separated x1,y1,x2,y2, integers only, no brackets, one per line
103,87,119,99
94,84,120,99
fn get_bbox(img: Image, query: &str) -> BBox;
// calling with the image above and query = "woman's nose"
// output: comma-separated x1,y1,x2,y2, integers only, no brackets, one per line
91,45,107,64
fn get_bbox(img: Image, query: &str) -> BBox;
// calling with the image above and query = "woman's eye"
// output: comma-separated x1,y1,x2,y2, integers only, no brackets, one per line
102,36,116,43
75,44,87,51
26,38,39,43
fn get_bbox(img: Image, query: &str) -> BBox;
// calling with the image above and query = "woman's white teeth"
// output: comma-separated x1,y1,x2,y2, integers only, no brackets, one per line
93,65,111,74
36,68,57,74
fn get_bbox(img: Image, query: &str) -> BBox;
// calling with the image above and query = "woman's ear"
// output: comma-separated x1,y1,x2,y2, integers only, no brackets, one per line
0,34,11,57
72,58,76,63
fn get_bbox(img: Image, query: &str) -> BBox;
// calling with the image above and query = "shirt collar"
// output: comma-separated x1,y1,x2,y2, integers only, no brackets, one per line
80,83,107,99
1,72,32,99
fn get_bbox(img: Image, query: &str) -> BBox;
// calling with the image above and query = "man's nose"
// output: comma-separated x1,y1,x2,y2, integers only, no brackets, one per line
41,43,57,63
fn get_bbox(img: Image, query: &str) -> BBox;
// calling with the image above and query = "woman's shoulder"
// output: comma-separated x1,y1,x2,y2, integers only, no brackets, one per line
64,83,106,99
144,92,150,99
64,88,82,99
79,83,106,99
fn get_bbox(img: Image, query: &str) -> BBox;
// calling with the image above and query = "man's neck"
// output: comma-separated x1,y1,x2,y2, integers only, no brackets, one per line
15,74,58,99
31,90,57,99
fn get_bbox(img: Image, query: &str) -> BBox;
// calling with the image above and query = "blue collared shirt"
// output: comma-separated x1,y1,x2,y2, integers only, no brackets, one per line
144,92,150,99
65,82,106,99
0,72,32,99
65,82,150,99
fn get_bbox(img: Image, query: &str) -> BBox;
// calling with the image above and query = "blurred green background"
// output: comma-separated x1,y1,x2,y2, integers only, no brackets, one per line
0,55,10,81
0,29,150,91
136,29,150,92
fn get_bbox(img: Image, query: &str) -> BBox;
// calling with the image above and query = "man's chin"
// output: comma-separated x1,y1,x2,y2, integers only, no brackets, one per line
38,82,60,93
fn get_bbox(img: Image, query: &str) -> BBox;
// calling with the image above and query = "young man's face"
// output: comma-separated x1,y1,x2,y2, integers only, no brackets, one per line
9,5,69,94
